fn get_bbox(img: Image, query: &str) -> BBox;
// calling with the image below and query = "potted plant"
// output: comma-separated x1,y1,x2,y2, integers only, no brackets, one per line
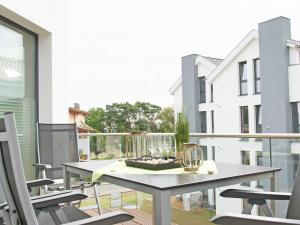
175,112,190,159
79,149,88,160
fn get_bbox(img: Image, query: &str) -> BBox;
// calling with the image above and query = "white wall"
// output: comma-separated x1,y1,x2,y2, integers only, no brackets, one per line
197,60,215,77
172,85,182,118
289,64,300,102
289,47,300,65
0,0,69,123
204,38,260,134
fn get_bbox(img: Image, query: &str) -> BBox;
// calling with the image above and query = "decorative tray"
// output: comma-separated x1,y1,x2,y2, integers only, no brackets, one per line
125,157,181,171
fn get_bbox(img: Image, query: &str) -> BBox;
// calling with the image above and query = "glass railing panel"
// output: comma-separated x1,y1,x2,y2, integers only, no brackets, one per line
190,136,272,218
78,133,300,223
268,138,300,217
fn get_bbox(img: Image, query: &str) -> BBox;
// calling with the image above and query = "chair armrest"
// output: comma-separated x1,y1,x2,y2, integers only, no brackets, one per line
211,213,300,225
220,189,291,200
0,203,7,210
0,191,75,210
26,179,54,188
31,192,87,209
62,211,134,225
30,190,74,201
32,163,52,169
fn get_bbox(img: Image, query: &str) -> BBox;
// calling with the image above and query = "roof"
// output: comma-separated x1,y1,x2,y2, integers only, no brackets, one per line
200,55,223,66
77,121,95,132
169,55,222,95
169,77,182,95
206,30,258,83
287,39,300,48
69,107,90,116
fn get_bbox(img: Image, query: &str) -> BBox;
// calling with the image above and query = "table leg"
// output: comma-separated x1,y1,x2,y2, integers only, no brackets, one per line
63,166,71,190
153,190,171,225
270,171,280,215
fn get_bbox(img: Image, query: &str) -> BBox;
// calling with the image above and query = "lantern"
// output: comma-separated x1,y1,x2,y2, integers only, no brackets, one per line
181,143,204,172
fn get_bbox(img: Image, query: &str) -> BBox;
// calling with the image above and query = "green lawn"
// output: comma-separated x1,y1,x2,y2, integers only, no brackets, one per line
80,192,215,225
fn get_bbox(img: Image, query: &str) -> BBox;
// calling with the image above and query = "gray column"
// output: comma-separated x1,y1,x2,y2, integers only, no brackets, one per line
181,54,200,133
259,16,292,133
259,17,292,217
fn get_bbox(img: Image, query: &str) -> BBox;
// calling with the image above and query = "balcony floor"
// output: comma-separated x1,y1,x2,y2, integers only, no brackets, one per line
84,208,178,225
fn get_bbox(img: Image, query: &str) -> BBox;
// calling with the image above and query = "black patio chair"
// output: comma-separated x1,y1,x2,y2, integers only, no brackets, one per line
0,112,133,225
33,123,102,214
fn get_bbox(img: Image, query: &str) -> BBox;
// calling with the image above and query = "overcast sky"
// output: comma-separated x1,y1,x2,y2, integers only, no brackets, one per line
67,0,300,110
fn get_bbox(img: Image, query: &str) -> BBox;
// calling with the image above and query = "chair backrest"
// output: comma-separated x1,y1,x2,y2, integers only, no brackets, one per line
0,182,5,205
0,112,39,225
37,123,79,179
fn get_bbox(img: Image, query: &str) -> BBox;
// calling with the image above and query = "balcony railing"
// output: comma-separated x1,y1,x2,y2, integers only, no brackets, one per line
78,132,300,219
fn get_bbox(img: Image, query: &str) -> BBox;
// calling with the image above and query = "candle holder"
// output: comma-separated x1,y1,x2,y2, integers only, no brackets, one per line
181,143,204,172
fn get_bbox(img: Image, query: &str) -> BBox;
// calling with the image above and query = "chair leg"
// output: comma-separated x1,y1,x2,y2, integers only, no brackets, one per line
38,169,48,195
242,203,253,214
75,178,86,208
261,203,274,217
93,183,102,215
80,178,85,194
45,207,61,225
2,209,13,225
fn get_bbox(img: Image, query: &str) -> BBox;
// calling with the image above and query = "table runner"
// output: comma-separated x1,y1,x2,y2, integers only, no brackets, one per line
92,160,218,182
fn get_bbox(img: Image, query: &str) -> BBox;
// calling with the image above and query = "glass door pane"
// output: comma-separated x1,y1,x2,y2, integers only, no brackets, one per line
0,17,37,179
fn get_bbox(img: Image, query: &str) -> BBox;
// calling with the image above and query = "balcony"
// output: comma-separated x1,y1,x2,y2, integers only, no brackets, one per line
76,132,300,224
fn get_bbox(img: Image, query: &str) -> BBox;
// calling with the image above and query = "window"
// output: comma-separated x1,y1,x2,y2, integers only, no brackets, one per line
292,102,300,133
200,111,207,133
0,17,37,179
210,84,214,102
211,110,214,133
212,146,216,161
292,154,300,180
255,105,262,133
201,146,208,160
199,76,206,103
256,151,264,188
256,151,263,166
240,106,249,133
241,150,250,165
239,61,248,95
241,150,250,186
254,58,261,94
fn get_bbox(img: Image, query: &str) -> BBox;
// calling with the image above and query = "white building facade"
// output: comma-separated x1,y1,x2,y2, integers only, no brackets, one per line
0,1,69,179
170,17,300,215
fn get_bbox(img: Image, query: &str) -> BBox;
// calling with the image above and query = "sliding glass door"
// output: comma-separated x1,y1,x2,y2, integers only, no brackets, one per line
0,17,37,179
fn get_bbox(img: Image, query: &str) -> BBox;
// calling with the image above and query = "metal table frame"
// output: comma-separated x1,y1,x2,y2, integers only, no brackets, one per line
63,162,280,225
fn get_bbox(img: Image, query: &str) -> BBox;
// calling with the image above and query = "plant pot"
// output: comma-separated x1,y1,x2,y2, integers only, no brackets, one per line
176,151,184,161
80,154,88,160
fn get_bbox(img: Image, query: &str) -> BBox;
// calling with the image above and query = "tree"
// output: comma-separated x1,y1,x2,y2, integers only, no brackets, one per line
133,102,161,132
158,107,174,132
85,107,106,132
105,102,136,132
86,102,173,133
85,108,107,156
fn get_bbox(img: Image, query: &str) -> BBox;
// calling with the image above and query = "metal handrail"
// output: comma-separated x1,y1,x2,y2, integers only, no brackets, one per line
189,133,300,139
79,133,130,137
79,132,300,139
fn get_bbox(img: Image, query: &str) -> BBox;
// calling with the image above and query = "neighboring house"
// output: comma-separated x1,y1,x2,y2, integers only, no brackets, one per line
170,16,300,215
0,1,68,179
69,103,94,160
69,103,95,133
